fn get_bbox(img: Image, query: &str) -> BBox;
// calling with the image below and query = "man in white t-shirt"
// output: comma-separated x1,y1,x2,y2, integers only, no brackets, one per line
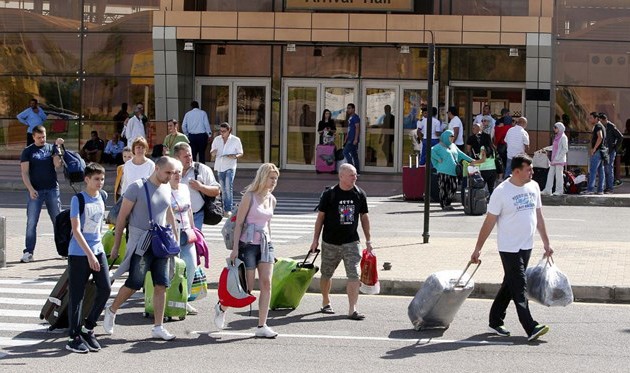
470,154,553,342
210,122,243,216
447,106,465,151
416,107,443,165
504,117,530,176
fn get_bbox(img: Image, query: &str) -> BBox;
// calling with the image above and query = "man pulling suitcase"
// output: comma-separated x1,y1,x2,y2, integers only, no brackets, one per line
470,154,554,342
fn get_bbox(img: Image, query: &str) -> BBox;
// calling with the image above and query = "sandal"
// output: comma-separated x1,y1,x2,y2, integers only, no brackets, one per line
320,305,335,314
348,311,365,320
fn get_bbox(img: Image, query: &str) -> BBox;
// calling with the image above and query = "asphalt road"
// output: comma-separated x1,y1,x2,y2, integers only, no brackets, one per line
1,290,630,372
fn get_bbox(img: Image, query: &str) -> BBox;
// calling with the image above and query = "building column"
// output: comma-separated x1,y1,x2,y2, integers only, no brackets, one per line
525,32,552,150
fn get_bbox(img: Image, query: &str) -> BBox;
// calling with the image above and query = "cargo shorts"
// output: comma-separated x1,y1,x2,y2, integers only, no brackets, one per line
320,240,361,280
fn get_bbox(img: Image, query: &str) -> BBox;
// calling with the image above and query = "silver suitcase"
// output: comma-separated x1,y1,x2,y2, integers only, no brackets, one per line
408,261,480,330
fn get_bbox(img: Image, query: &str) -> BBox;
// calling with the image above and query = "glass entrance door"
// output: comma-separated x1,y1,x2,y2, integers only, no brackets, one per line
282,79,357,170
196,78,270,166
362,82,430,172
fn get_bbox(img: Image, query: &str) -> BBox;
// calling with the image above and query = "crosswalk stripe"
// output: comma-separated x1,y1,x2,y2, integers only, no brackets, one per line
0,310,41,318
0,337,44,347
0,297,44,306
0,322,61,333
0,288,60,295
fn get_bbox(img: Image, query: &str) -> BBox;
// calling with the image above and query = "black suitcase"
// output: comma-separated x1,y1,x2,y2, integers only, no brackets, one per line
463,174,488,216
40,267,97,331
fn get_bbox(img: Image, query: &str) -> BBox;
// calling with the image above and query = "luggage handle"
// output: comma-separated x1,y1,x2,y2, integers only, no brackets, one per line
296,249,320,270
454,260,481,288
408,153,419,168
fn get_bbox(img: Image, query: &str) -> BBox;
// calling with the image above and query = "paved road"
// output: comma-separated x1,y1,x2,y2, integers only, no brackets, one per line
1,287,629,372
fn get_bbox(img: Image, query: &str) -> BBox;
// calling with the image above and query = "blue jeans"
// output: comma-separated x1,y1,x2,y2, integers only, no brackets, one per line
179,232,196,293
124,247,170,291
419,139,439,166
343,142,360,173
587,151,605,193
505,158,513,177
25,188,61,253
605,150,616,191
218,168,235,213
192,210,204,231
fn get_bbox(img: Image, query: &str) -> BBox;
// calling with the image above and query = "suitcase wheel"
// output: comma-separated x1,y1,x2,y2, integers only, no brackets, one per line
143,312,149,318
165,317,172,322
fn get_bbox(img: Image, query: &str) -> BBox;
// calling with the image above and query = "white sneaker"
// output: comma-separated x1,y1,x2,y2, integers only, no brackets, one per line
213,302,226,330
103,306,116,335
541,191,551,196
151,325,176,341
20,252,33,263
186,303,198,315
255,325,278,339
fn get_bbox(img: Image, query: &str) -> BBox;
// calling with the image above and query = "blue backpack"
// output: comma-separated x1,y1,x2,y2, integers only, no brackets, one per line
61,144,86,183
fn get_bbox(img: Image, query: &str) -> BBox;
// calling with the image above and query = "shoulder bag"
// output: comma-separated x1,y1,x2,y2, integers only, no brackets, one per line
194,163,224,225
143,180,180,258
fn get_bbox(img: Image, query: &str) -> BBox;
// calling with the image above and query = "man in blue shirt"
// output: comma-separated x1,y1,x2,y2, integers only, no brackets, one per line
20,125,64,263
343,103,361,174
182,101,211,164
17,98,48,146
103,131,125,165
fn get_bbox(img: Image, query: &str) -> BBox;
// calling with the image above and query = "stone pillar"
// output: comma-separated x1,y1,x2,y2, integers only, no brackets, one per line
525,32,553,150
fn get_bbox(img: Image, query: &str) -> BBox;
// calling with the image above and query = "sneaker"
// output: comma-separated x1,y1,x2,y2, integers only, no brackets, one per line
552,192,564,196
604,189,614,194
528,324,550,341
255,325,278,339
65,336,89,353
596,191,604,195
80,328,101,352
540,191,551,196
20,252,33,263
186,303,198,315
580,191,594,195
488,325,511,337
214,302,226,330
151,325,176,341
103,306,116,335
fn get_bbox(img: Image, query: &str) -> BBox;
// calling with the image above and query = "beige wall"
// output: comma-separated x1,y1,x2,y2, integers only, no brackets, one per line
154,11,549,46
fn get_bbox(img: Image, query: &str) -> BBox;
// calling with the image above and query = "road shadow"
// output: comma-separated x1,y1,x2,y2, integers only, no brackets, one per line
227,309,349,330
381,330,536,359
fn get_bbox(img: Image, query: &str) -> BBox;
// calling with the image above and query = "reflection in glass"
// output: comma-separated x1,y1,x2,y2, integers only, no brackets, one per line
283,47,359,78
444,0,527,16
201,85,230,133
286,87,317,165
365,88,396,167
361,47,427,79
323,87,355,148
449,48,525,81
196,45,271,77
236,86,266,163
401,89,427,162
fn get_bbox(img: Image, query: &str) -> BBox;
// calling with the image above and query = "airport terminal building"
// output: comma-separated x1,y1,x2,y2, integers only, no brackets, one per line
1,1,628,172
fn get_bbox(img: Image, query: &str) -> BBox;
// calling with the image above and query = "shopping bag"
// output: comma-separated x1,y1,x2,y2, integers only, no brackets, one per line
188,267,208,302
359,249,380,295
526,257,573,307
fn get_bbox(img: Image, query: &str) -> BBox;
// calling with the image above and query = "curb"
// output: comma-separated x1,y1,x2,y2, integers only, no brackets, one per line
305,277,630,304
390,193,630,208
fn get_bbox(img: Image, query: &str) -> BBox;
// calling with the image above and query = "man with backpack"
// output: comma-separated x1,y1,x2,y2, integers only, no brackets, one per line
20,125,64,263
65,163,111,353
599,113,623,194
310,163,373,320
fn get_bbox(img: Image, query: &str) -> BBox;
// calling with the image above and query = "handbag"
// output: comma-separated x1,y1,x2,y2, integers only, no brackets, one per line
188,267,208,302
143,181,180,258
494,156,504,174
105,198,123,225
532,150,550,168
193,163,224,225
455,163,463,178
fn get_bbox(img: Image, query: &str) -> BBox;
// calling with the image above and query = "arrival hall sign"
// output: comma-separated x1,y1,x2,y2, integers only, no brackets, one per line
285,0,414,12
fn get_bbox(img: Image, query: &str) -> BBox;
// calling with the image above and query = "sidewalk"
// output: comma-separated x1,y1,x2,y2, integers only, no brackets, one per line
1,159,629,304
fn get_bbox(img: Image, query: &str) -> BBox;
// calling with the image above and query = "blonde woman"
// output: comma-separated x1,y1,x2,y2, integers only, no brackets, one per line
120,137,155,195
214,163,279,338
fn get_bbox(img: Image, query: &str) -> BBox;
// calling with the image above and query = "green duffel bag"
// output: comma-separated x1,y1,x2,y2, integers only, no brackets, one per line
270,250,319,311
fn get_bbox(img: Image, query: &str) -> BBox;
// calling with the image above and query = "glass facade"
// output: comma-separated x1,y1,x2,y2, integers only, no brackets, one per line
554,0,630,134
0,1,158,156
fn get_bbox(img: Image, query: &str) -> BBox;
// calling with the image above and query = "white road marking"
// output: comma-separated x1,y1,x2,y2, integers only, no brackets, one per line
0,322,63,333
0,297,44,306
188,331,512,346
0,309,41,318
0,336,46,347
545,218,586,222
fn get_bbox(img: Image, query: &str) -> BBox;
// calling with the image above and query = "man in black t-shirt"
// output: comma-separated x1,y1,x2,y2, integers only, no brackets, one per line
310,163,373,320
584,112,607,194
19,125,64,263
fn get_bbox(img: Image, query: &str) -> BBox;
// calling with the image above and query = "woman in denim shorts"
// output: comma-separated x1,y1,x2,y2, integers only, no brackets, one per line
214,163,280,339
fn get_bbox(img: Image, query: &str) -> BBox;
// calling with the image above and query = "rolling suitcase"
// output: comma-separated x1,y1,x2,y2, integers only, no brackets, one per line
144,257,188,320
270,249,320,310
402,154,425,200
463,173,488,216
408,261,480,330
40,267,97,331
315,144,336,173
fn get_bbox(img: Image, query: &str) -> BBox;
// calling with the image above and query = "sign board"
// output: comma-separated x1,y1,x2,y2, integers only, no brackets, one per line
285,0,414,12
130,50,154,85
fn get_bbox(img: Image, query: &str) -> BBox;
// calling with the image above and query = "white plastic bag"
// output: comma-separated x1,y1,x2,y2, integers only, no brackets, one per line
526,257,573,307
532,150,550,169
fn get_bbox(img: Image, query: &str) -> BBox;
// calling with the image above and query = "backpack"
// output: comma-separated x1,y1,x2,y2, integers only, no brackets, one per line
61,144,86,183
313,185,337,212
54,191,105,257
221,192,254,251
